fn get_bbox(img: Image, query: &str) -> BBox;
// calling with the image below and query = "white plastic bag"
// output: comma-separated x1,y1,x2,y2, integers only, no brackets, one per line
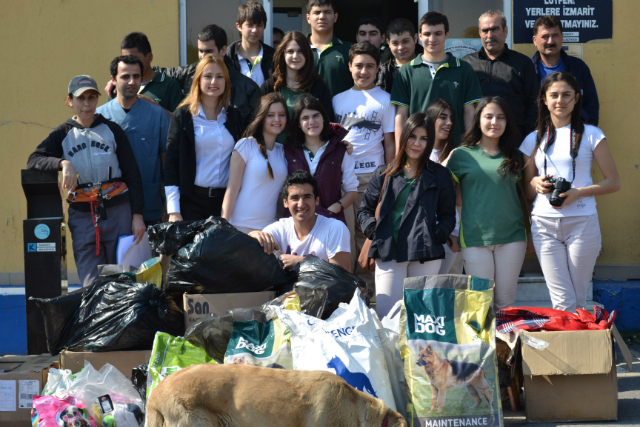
42,368,75,397
278,289,397,411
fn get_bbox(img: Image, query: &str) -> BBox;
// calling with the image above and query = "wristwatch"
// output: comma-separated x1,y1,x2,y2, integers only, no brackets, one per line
337,201,343,212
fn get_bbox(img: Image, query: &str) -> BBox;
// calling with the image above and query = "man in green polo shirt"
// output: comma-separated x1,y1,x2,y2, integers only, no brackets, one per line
391,12,482,146
119,32,184,112
307,0,353,97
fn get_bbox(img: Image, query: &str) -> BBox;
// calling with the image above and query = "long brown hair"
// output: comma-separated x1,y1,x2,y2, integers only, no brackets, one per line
461,96,521,177
242,93,289,179
384,112,435,180
285,94,334,147
424,98,456,163
271,31,319,93
178,55,231,117
531,72,584,159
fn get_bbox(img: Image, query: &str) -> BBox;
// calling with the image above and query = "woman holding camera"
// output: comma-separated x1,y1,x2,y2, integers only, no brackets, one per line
520,72,620,312
447,96,531,310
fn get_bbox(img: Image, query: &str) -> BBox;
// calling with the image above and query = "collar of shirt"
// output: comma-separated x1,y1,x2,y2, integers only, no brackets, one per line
309,35,341,53
478,45,511,61
196,105,227,125
237,45,264,68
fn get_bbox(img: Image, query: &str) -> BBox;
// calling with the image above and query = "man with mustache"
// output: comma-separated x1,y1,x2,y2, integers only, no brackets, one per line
531,15,600,126
462,10,539,138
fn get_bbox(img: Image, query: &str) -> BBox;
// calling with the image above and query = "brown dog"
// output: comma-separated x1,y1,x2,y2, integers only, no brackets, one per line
416,343,493,413
147,363,407,427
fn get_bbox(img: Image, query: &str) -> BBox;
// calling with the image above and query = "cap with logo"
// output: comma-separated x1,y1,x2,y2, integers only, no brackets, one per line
68,75,102,97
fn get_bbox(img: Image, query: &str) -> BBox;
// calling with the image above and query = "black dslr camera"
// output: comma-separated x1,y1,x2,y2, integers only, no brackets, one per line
544,176,572,207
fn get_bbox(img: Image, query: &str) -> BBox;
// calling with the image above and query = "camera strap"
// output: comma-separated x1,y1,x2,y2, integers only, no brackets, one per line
543,126,578,183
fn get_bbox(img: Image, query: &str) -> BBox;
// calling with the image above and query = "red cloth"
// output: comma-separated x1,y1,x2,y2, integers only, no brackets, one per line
496,306,616,333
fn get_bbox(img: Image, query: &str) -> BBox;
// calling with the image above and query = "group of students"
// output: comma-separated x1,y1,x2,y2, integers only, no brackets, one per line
27,0,620,319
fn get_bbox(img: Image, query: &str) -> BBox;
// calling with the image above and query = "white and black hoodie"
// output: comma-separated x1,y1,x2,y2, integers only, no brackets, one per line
27,114,144,215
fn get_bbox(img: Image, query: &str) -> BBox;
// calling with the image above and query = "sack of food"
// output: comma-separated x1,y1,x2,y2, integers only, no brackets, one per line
278,289,397,411
224,308,293,370
147,332,217,399
399,275,502,427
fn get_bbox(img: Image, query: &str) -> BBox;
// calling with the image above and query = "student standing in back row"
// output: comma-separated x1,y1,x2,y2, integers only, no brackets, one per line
333,42,395,292
391,12,483,147
376,18,420,95
225,1,275,87
306,0,353,97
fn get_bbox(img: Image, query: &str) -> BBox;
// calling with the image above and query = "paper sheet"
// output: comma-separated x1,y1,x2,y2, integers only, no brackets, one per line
18,380,39,409
0,380,16,411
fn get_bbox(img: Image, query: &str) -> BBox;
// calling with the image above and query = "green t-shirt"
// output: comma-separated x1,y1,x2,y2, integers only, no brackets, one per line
140,72,184,112
311,36,354,98
391,175,416,259
390,53,483,143
447,145,526,248
278,86,304,143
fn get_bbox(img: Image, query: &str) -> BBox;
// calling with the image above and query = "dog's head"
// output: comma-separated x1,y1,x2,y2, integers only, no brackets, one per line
416,343,438,368
58,405,90,427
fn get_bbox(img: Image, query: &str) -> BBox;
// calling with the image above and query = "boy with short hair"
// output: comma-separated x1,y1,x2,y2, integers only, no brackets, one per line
333,41,395,291
390,12,482,145
119,32,183,112
376,18,419,94
226,0,275,87
307,0,353,97
356,14,386,49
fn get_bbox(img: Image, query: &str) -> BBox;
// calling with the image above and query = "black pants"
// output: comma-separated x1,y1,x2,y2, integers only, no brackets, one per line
181,187,225,220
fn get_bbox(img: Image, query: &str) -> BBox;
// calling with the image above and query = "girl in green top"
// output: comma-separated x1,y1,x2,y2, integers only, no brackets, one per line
447,96,533,310
259,30,334,132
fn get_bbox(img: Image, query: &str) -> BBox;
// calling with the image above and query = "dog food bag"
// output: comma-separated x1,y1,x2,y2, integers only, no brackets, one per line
278,289,397,411
224,306,295,370
147,332,217,399
400,275,502,427
32,395,97,427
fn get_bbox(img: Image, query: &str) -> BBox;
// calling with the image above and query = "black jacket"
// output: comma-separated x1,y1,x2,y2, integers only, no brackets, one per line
154,58,260,121
531,49,599,126
260,76,335,122
376,59,402,94
462,47,540,138
164,105,244,197
225,41,275,81
357,163,456,263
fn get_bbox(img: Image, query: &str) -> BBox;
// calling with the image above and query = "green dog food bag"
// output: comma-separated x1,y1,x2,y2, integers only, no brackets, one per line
224,307,294,370
147,332,217,399
399,274,502,427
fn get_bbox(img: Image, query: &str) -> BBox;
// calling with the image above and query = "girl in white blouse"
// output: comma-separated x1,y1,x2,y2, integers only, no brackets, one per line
221,93,289,233
521,72,620,312
165,55,245,221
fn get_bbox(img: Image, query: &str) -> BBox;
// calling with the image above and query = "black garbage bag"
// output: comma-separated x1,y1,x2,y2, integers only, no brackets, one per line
32,280,183,355
148,217,294,296
131,363,149,401
292,255,367,319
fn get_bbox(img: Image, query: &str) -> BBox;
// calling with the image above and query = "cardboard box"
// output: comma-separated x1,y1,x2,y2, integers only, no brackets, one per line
0,354,58,427
60,350,152,378
183,292,275,330
521,329,617,422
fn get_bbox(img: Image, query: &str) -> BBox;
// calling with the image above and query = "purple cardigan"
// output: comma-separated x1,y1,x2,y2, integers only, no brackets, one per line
284,123,349,224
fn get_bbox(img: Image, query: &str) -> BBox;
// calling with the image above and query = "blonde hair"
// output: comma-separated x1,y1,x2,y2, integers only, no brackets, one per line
178,55,231,116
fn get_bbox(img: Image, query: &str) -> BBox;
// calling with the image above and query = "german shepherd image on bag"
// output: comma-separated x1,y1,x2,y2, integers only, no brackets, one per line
400,275,502,427
416,343,493,413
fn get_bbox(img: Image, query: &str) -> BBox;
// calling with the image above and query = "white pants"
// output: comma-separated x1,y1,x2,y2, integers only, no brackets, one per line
375,259,442,317
461,241,527,310
531,214,601,312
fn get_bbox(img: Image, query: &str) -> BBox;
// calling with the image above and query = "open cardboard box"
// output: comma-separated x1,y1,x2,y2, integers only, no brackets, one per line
183,292,275,330
59,349,152,378
0,354,59,427
521,325,632,422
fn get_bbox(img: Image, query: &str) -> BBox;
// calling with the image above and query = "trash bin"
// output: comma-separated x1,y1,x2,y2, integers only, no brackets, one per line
22,169,66,355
